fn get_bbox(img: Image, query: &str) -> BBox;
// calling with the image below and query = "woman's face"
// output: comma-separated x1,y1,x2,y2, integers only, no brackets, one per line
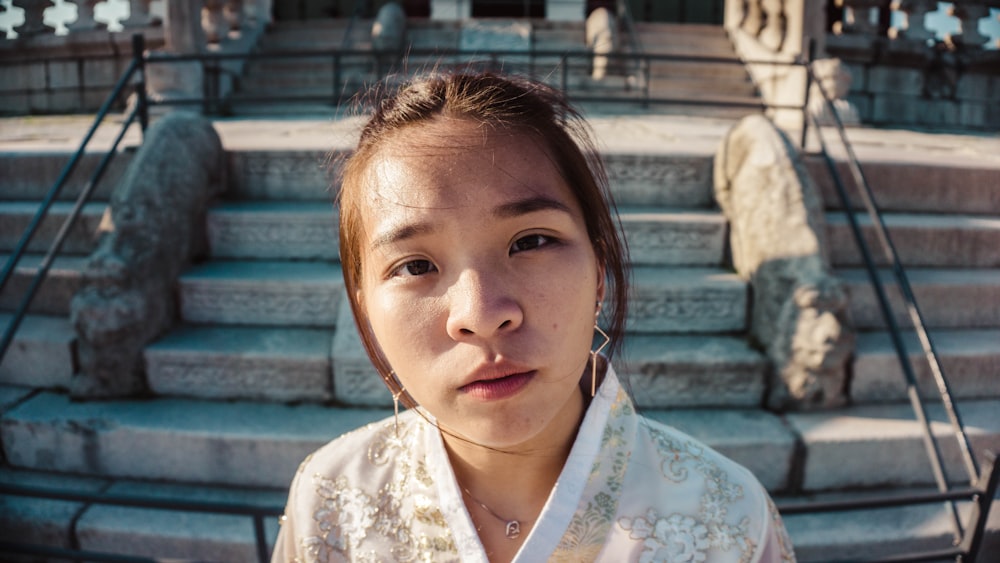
357,117,604,451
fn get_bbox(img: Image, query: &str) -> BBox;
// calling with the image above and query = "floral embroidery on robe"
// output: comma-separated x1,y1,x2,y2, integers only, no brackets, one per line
271,368,795,563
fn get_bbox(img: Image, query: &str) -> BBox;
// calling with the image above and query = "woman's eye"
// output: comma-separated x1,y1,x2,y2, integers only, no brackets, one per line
511,234,552,254
395,260,436,277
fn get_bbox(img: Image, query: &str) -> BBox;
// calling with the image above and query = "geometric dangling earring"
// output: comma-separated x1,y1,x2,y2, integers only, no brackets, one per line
591,302,610,397
392,389,403,438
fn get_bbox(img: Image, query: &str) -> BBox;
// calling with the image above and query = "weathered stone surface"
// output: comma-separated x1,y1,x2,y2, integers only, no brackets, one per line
617,208,726,266
372,1,406,52
0,392,388,487
0,201,106,255
852,329,1000,403
0,467,110,553
0,253,86,315
227,149,336,201
178,261,343,326
332,297,389,407
70,112,225,399
620,335,767,408
206,201,339,260
586,7,616,80
787,399,1000,491
715,114,854,410
826,212,1000,268
627,267,747,333
604,153,714,207
784,494,1000,561
77,480,283,561
841,267,1000,329
0,313,74,389
459,19,531,52
642,408,795,492
145,325,334,402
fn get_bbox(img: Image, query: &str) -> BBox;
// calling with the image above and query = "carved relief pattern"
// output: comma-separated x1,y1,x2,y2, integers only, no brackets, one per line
181,285,340,325
150,359,331,400
630,290,746,332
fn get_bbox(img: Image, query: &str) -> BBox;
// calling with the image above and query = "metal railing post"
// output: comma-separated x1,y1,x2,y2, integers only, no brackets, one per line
800,38,814,150
132,34,149,135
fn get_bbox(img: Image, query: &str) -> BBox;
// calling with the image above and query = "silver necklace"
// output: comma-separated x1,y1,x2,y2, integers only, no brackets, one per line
462,487,523,539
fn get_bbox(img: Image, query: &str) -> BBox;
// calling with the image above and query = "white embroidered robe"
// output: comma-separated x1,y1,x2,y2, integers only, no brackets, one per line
272,368,796,562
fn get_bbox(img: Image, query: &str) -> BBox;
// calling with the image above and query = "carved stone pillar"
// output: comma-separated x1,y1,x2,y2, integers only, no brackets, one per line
893,0,936,43
759,0,786,51
743,0,764,36
202,0,227,43
12,0,55,36
838,0,883,37
224,0,244,34
66,0,104,32
950,3,990,47
122,0,156,28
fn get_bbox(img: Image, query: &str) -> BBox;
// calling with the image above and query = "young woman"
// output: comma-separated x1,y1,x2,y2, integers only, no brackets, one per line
272,72,795,563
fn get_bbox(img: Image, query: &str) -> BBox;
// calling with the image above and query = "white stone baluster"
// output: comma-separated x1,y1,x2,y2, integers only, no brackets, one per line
949,2,991,47
122,0,157,28
892,0,936,42
224,0,244,34
837,0,885,37
743,0,764,35
202,0,227,43
12,0,55,36
759,0,786,51
66,0,104,31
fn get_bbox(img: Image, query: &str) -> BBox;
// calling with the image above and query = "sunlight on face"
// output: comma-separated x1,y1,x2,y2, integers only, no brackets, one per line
358,117,605,452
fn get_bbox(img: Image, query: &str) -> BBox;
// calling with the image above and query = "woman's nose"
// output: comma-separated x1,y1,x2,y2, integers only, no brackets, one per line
445,269,523,341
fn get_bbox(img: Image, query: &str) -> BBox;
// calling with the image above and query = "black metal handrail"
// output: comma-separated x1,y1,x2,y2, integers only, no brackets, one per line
795,59,999,562
0,34,148,363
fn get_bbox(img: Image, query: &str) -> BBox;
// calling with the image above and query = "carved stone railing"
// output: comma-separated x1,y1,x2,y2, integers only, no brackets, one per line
0,0,273,113
726,0,1000,131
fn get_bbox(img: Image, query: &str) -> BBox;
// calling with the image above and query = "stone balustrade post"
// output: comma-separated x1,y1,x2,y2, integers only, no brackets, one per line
224,0,245,34
122,0,157,28
892,0,936,42
742,0,764,35
759,0,786,51
950,2,991,46
66,0,104,32
202,0,227,43
837,0,885,37
12,0,55,36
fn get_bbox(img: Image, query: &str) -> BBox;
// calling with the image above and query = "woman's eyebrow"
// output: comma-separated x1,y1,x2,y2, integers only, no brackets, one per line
369,222,435,251
492,195,572,219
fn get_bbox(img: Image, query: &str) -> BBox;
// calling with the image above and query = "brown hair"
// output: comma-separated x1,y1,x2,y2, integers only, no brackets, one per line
337,71,629,407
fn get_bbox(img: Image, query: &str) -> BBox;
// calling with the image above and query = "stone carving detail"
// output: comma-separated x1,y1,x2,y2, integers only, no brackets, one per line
70,112,225,399
181,286,340,325
150,360,331,401
629,290,745,332
808,58,860,126
714,114,854,410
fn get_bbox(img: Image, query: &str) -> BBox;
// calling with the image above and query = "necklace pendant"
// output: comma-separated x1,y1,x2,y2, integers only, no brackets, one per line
505,520,520,539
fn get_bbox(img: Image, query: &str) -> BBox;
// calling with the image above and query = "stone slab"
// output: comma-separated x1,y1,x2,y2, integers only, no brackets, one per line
782,493,1000,561
787,399,1000,491
642,408,795,492
0,392,389,488
617,207,726,266
827,212,1000,268
628,266,748,333
808,157,1000,215
145,325,334,402
0,200,107,255
77,480,284,562
620,335,767,408
206,201,340,260
332,296,387,407
0,151,129,201
226,149,339,201
851,329,1000,403
841,267,1000,329
0,253,86,315
178,260,343,326
0,313,75,389
602,153,715,208
0,467,110,553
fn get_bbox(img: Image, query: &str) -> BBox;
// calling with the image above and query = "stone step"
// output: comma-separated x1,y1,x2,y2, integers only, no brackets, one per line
0,313,74,389
840,267,1000,330
781,490,1000,561
0,200,106,255
851,329,1000,404
0,253,86,316
785,399,1000,492
647,76,757,98
206,201,340,260
0,151,129,201
0,392,389,488
647,58,752,80
178,260,343,327
145,325,334,403
808,156,1000,215
224,148,717,207
827,212,1000,268
618,207,726,265
628,266,747,333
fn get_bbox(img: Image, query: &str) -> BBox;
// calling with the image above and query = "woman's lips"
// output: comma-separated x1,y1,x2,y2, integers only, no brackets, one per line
459,371,535,401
